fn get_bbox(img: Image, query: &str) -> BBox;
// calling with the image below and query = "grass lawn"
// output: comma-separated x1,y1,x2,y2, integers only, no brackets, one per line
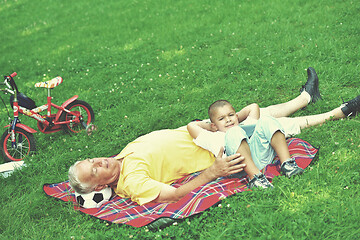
0,0,359,239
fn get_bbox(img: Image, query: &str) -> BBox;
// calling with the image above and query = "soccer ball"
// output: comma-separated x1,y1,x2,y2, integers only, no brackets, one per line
74,187,112,209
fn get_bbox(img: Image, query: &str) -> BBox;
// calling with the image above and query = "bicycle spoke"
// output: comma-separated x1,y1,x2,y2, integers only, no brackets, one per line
10,148,23,158
61,101,93,134
5,133,30,159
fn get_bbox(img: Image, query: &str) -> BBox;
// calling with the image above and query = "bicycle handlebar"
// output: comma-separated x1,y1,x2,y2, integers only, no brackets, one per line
2,72,18,93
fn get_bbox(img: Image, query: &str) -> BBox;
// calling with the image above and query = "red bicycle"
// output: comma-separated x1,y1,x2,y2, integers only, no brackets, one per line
0,72,95,162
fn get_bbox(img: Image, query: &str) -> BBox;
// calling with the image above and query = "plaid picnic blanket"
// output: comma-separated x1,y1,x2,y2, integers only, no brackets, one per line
43,138,318,228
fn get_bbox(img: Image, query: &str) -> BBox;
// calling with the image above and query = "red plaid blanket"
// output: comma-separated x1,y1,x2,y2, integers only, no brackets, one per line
43,138,318,228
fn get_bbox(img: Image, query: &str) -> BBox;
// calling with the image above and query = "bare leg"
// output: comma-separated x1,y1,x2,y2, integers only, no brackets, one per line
270,131,291,164
260,67,321,118
235,139,261,179
270,131,304,178
293,107,346,129
260,93,309,118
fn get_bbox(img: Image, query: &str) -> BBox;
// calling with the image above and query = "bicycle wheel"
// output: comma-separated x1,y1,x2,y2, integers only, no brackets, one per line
0,127,36,162
59,100,95,134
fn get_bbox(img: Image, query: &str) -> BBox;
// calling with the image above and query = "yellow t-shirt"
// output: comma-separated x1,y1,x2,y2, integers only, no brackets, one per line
114,126,215,205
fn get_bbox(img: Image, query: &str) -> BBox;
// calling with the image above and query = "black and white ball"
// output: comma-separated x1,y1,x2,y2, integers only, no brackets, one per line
75,187,112,208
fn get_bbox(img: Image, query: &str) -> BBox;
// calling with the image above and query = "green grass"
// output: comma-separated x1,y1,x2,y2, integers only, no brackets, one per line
1,0,359,239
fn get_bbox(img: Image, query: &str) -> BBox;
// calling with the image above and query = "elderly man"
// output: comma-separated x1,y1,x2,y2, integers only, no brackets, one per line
69,67,360,205
69,127,245,205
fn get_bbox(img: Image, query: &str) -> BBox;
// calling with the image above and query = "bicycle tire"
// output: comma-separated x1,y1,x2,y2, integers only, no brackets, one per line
0,127,36,162
59,99,95,134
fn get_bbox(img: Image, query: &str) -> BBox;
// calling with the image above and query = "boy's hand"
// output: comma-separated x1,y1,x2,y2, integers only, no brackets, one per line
208,147,246,179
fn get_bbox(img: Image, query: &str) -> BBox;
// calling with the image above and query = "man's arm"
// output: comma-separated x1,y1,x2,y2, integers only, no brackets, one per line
153,148,245,203
236,103,260,123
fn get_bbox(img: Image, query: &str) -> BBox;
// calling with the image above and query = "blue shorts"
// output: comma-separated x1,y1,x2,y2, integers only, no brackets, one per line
224,116,285,178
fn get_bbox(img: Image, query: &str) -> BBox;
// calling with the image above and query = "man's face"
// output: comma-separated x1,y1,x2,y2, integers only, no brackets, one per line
76,157,121,190
211,105,239,132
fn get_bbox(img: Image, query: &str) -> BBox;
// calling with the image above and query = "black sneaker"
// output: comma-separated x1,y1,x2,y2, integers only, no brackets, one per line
281,158,304,178
341,95,360,117
247,173,274,189
300,67,322,103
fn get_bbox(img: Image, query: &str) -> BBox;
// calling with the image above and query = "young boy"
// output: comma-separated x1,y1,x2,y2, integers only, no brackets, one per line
187,100,304,189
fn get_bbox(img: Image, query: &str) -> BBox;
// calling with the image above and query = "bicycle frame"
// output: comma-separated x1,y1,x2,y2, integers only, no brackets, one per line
2,74,80,134
10,94,80,134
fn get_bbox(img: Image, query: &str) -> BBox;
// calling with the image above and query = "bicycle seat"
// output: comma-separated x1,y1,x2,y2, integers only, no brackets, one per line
34,77,63,89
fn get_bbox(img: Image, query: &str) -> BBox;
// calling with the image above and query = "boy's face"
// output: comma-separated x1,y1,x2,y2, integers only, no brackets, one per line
211,105,239,132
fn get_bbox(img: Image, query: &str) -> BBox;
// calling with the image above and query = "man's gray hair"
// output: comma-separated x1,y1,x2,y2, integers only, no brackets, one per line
68,161,95,194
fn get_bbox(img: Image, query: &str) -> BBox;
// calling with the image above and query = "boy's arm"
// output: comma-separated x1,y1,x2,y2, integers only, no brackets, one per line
154,148,245,203
236,103,260,123
187,120,215,139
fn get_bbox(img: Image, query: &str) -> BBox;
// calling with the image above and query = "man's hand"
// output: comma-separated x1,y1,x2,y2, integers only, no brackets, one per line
154,147,246,204
207,147,246,179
